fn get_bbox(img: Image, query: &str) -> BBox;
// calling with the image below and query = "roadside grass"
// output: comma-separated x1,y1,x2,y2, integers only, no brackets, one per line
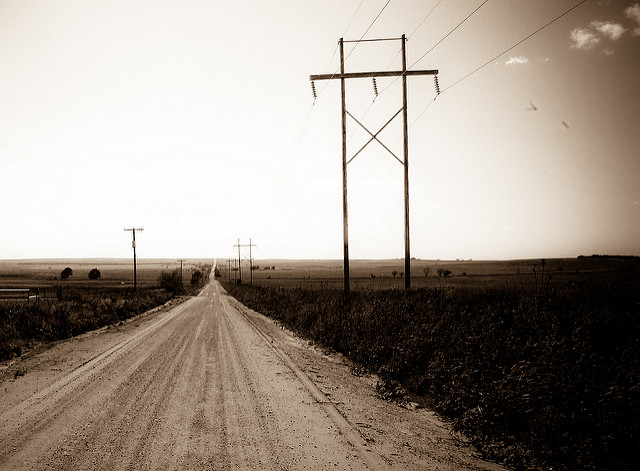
0,261,213,362
0,287,174,361
223,280,639,470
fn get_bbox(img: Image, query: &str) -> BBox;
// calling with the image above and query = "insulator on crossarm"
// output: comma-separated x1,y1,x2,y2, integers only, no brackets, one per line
372,77,379,97
434,75,441,97
311,80,317,101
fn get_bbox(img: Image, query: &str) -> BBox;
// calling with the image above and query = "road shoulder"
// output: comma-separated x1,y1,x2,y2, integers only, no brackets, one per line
224,290,509,471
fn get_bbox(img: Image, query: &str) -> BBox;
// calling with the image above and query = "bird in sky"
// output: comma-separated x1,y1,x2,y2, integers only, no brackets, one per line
562,120,570,129
527,101,538,111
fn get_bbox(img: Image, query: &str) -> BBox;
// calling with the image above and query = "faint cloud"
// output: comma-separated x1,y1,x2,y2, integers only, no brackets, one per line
592,21,626,40
505,56,529,65
571,27,601,49
603,48,615,55
571,6,633,51
625,3,640,35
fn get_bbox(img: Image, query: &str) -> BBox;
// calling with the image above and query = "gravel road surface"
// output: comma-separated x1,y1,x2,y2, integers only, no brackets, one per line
0,279,507,470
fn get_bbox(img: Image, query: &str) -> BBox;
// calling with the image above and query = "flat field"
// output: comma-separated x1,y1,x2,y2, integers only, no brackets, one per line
222,256,640,290
0,258,216,295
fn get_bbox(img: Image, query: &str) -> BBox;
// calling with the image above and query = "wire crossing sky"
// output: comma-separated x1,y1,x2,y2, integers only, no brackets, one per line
1,0,639,260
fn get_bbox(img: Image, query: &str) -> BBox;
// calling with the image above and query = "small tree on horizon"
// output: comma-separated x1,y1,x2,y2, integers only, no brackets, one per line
88,268,101,280
60,267,73,281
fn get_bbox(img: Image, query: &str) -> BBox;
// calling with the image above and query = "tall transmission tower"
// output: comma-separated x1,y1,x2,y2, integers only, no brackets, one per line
310,35,438,293
124,227,144,291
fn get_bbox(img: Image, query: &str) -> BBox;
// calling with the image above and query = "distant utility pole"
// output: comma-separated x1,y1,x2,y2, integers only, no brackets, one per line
177,259,186,287
233,239,257,285
124,227,144,291
310,35,438,293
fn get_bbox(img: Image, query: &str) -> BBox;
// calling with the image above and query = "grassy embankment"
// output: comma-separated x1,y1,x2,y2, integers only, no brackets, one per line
0,287,173,361
0,262,213,361
223,279,639,470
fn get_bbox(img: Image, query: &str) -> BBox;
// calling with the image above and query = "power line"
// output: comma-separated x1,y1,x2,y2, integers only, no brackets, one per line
410,0,490,69
261,1,378,233
374,0,477,99
315,1,362,93
310,35,438,292
335,0,444,176
408,0,443,39
342,0,366,38
353,0,391,44
441,0,590,95
402,0,590,138
317,0,393,99
376,0,443,92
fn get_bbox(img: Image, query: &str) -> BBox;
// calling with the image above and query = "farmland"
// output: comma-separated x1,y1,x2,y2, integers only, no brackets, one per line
221,256,640,290
223,256,640,470
0,258,215,293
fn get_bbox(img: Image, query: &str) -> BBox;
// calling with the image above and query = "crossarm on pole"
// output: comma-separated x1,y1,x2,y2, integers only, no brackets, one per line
310,69,438,81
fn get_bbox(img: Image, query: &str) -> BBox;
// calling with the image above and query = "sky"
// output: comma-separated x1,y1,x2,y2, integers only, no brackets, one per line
1,0,639,261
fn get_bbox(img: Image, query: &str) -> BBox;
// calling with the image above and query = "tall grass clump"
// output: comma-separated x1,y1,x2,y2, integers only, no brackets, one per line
223,281,639,470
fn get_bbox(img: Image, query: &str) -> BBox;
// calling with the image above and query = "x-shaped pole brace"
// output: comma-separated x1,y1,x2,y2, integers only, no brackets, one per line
346,108,404,166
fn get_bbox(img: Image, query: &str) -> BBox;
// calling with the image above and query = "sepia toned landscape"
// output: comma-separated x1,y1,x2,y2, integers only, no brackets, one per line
1,256,638,469
2,0,640,470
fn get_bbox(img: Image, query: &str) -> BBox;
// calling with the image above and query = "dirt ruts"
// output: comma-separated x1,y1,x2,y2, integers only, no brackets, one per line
0,280,508,470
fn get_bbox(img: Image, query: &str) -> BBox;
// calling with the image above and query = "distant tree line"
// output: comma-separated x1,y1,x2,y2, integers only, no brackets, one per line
578,254,640,261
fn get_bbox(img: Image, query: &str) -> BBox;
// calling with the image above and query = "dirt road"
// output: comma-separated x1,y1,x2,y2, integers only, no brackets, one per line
0,280,507,470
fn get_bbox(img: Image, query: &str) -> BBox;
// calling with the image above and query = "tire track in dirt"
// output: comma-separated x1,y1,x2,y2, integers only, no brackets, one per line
0,282,381,470
218,289,389,471
0,298,198,468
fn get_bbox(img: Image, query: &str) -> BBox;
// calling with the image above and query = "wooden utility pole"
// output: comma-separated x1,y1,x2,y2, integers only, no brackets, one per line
310,35,437,292
177,259,186,287
124,227,144,291
233,239,257,285
340,38,349,295
401,36,411,291
236,239,241,283
249,238,254,285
